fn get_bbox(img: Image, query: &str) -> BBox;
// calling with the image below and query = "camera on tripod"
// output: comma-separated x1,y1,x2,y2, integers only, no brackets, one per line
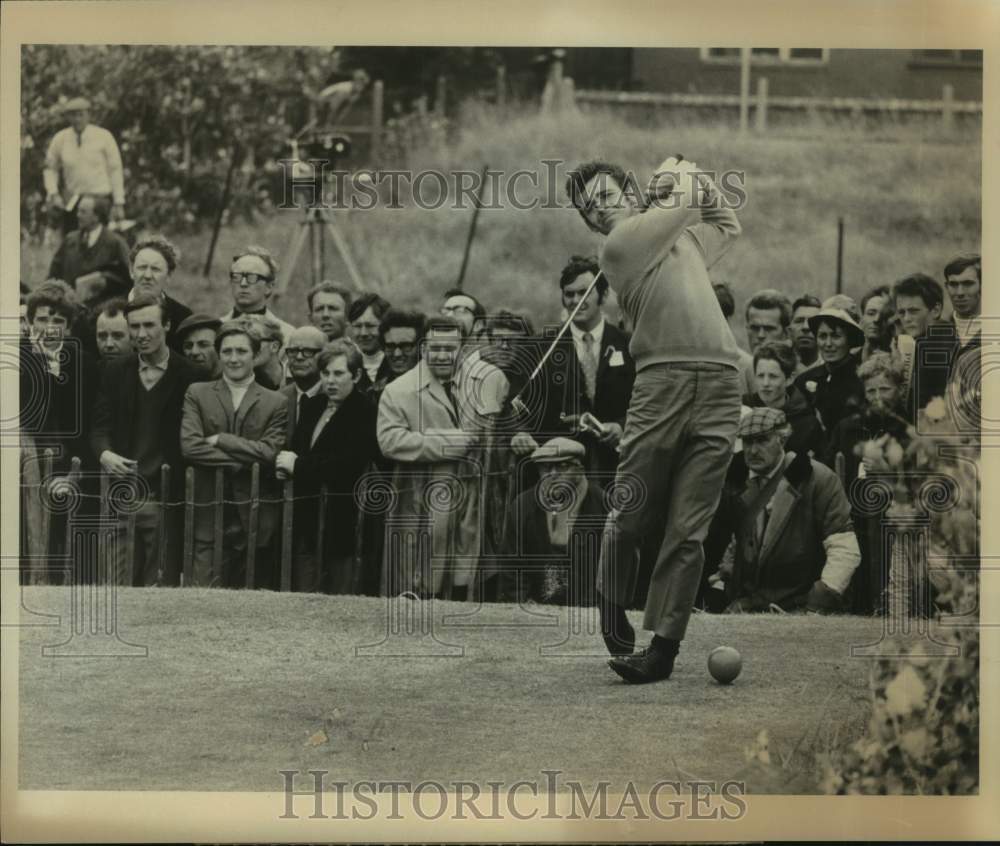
297,131,352,164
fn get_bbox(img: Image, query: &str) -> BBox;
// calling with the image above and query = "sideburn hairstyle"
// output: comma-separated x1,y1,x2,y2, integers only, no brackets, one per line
566,160,639,232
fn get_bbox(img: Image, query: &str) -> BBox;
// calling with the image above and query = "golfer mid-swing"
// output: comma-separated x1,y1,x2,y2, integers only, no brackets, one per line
566,155,743,684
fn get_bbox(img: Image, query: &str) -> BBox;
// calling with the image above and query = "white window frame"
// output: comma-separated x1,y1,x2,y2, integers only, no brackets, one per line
700,48,830,65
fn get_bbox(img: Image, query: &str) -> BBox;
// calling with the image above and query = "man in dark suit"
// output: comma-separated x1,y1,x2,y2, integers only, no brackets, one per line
48,194,131,305
275,339,378,593
90,294,202,586
180,322,287,588
527,255,635,480
280,325,327,446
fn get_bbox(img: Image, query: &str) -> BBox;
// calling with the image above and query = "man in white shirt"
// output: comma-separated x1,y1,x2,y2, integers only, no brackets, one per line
43,97,126,241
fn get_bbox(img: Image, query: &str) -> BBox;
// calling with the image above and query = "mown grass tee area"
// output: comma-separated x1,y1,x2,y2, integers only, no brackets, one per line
19,587,883,793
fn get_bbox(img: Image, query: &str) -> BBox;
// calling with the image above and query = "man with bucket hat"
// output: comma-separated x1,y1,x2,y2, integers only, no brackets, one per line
704,406,860,613
794,307,866,437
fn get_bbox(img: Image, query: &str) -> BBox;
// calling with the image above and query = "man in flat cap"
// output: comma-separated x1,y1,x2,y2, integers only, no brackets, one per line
499,437,608,606
702,406,861,613
43,97,126,243
177,314,223,380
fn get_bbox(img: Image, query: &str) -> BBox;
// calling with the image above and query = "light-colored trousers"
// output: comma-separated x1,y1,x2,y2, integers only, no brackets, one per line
598,362,741,640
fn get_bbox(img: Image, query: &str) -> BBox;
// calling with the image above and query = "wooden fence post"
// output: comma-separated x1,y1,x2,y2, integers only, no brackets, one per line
281,480,295,592
212,468,225,586
316,484,328,568
739,48,751,134
40,449,54,568
435,75,447,117
157,463,170,584
755,76,769,132
942,84,954,131
245,463,260,589
183,467,194,587
63,456,82,578
371,80,384,162
496,64,507,111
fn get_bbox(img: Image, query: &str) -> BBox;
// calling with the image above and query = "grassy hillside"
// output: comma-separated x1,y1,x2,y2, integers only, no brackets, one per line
21,104,981,339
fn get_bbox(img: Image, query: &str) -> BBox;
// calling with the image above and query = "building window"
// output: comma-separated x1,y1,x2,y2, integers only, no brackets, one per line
700,47,829,65
910,49,982,67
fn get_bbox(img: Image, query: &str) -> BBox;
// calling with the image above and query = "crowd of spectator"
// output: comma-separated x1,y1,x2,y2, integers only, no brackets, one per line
20,99,982,616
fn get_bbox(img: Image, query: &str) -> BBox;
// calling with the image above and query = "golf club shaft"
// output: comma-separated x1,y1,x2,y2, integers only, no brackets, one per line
510,269,606,410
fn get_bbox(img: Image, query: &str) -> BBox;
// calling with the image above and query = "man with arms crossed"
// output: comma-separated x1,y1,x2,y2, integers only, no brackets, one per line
567,154,743,684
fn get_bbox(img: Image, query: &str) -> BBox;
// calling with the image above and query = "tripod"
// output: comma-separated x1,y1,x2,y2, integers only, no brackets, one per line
275,204,365,298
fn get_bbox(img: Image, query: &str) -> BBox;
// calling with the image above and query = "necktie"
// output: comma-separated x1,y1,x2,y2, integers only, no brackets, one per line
297,393,306,427
580,332,598,402
443,381,459,422
748,476,771,546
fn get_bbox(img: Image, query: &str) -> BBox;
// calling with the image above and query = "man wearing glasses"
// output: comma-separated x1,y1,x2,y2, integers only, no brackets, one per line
281,325,328,445
379,308,425,380
439,288,485,339
219,246,295,348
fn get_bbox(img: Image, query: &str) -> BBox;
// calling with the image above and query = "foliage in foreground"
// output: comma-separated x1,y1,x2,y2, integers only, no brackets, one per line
818,400,980,794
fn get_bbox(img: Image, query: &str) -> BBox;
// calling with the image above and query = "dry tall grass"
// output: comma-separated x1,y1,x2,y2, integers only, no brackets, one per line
21,103,981,338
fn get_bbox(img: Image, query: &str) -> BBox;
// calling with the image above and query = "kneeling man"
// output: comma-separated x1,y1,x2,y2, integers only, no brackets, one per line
709,407,860,613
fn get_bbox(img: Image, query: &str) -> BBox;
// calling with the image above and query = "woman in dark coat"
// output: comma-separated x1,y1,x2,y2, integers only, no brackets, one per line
275,339,378,594
793,307,867,445
744,340,825,459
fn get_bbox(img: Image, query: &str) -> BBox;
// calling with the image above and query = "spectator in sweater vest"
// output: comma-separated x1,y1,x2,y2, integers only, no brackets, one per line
90,295,202,585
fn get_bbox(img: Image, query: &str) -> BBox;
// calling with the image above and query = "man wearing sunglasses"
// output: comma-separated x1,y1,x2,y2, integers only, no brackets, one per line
219,245,295,348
